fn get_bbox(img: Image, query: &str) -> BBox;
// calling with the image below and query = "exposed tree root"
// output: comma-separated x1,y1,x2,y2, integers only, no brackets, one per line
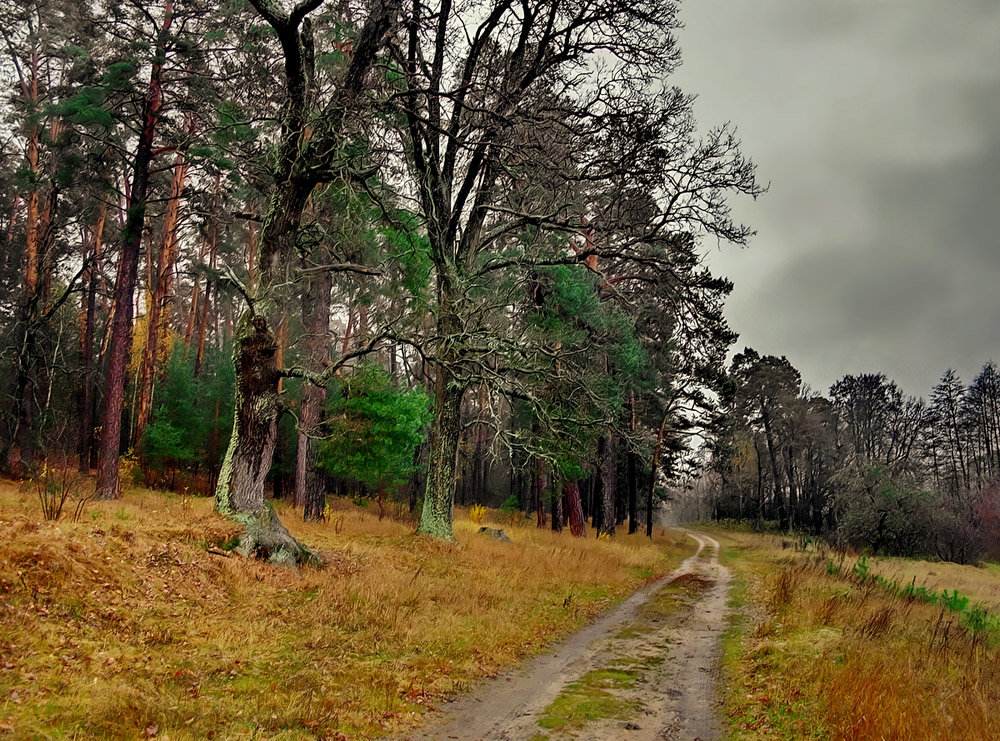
221,503,323,568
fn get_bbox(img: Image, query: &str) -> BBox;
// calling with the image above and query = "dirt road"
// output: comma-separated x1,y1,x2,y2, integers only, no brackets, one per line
404,530,731,741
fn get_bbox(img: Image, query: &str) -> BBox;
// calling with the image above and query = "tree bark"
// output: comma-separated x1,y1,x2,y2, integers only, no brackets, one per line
193,248,215,376
77,203,106,472
647,411,669,537
534,460,547,528
597,434,617,537
95,1,172,498
295,247,332,520
551,470,564,533
6,106,60,473
417,363,465,540
760,400,788,530
135,148,189,443
565,478,587,538
627,447,638,535
215,312,306,563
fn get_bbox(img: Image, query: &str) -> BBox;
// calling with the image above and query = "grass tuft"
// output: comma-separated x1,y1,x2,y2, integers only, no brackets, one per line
537,667,642,731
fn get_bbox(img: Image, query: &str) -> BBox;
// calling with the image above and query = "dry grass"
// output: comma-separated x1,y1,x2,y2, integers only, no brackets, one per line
711,528,1000,741
859,554,1000,610
0,480,692,739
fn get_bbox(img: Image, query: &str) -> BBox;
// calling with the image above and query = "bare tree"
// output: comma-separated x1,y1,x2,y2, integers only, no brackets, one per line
390,0,759,540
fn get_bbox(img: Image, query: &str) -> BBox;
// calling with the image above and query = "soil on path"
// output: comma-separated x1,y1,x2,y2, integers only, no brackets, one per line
403,530,731,741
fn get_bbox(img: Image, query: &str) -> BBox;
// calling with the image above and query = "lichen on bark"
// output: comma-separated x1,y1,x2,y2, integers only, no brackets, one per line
214,310,316,566
416,367,465,542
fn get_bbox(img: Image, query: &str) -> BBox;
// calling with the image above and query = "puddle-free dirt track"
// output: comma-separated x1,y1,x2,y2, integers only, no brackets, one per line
403,530,731,741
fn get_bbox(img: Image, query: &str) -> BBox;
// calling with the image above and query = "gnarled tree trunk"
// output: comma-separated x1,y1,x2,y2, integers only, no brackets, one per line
215,311,306,564
214,0,398,559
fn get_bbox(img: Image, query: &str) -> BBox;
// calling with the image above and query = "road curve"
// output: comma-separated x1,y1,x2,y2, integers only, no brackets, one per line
400,529,731,741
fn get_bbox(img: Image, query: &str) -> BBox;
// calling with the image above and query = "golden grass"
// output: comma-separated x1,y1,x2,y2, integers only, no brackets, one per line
711,528,1000,741
0,480,692,739
857,554,1000,611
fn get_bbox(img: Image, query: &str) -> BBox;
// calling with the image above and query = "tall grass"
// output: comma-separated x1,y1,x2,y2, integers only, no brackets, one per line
0,481,692,739
715,529,1000,740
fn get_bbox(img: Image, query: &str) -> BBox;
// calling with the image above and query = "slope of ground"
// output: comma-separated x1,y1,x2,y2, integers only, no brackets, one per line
710,527,1000,740
0,479,693,739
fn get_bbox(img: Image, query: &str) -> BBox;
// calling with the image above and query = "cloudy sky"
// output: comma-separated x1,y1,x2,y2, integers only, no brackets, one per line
672,0,1000,398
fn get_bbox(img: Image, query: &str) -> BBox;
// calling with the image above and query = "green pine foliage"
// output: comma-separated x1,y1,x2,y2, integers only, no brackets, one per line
141,343,201,480
318,364,431,498
139,340,236,491
519,264,652,474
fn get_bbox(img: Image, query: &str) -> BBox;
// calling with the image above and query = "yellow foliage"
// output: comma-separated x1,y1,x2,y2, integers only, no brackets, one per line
468,503,488,524
117,450,141,486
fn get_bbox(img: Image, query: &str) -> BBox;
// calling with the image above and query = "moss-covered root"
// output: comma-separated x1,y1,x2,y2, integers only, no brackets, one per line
233,504,322,568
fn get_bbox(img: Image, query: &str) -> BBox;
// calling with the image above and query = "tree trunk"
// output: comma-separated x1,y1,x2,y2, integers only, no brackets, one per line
5,60,43,476
534,460,547,528
760,401,788,530
95,3,172,499
597,434,617,537
475,385,488,498
136,149,189,443
8,307,39,475
76,203,106,472
215,0,398,557
215,311,306,564
194,282,212,376
785,451,798,529
647,411,669,537
589,472,604,530
295,247,332,520
625,397,638,533
186,174,220,345
417,363,465,540
627,447,638,535
6,117,60,474
551,486,564,533
565,479,587,538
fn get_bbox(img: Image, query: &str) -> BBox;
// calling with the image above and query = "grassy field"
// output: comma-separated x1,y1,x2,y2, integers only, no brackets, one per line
0,479,693,739
710,526,1000,740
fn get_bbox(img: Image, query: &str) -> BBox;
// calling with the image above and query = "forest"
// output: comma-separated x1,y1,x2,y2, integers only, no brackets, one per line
1,0,996,568
6,2,1000,739
0,0,761,557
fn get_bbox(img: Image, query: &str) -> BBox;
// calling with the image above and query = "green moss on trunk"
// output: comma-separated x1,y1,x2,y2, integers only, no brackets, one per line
215,310,313,565
417,367,464,542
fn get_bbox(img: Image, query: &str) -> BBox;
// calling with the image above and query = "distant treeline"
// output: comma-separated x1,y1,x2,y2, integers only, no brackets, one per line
708,349,1000,563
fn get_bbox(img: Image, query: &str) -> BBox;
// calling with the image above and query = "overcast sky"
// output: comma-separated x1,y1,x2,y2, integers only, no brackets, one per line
672,0,1000,398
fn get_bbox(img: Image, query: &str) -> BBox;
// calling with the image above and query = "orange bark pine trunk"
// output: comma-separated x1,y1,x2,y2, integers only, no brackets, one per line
135,147,190,442
95,0,173,499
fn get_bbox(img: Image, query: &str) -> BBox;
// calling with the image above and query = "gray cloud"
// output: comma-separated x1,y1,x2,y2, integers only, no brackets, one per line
675,0,1000,397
